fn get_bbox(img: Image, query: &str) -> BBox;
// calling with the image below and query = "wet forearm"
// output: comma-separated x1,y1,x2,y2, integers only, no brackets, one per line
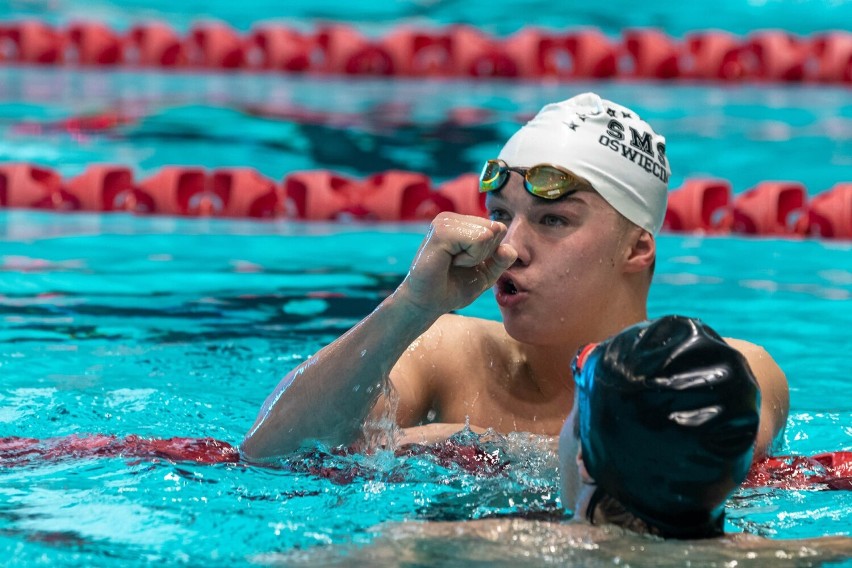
241,291,440,460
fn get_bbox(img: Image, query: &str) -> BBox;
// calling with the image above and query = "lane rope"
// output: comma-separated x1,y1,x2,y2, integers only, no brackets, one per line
0,20,849,83
2,434,849,490
1,162,849,239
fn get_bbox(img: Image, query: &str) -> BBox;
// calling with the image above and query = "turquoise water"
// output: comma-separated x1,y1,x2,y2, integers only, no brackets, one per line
1,0,852,565
5,0,852,36
0,70,849,197
0,212,850,566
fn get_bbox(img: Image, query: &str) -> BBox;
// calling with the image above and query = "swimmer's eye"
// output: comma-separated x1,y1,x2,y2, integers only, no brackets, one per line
488,209,510,222
541,214,569,227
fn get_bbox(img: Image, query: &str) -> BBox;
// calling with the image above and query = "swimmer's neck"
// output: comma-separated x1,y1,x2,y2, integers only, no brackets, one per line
511,309,648,392
500,342,580,406
516,342,578,391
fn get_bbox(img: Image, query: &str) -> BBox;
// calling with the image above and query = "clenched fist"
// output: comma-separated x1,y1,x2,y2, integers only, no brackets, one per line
396,213,518,317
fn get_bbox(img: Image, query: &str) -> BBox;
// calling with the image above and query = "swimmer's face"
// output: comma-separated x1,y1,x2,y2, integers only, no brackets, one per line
485,171,648,347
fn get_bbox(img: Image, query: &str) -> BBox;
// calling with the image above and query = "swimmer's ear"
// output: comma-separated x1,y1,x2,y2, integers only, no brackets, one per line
623,229,655,274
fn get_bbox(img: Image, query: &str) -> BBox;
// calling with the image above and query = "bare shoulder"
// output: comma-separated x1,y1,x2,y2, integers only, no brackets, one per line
724,338,778,367
724,337,790,457
402,314,507,360
387,315,509,419
399,314,512,388
723,337,788,394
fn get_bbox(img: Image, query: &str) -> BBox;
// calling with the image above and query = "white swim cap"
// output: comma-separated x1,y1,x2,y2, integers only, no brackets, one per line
498,92,670,234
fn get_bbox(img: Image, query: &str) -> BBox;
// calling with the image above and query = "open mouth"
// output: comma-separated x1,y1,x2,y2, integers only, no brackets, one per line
498,276,519,295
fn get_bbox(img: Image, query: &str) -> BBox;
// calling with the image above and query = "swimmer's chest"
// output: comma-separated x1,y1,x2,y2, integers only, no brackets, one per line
435,365,573,435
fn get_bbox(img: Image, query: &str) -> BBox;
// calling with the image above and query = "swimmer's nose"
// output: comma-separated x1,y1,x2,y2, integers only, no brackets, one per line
501,218,530,266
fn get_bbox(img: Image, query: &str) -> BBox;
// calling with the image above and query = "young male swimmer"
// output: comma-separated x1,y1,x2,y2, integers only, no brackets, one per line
257,317,852,567
242,92,789,460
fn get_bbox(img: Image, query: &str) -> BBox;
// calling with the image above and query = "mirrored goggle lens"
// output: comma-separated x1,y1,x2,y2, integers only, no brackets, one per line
524,165,579,199
479,160,507,192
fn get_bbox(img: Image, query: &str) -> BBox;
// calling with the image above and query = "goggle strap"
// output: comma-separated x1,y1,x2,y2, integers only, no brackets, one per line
575,343,599,374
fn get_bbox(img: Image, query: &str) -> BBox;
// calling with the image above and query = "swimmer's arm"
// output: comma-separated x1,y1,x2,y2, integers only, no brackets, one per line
241,214,515,461
725,338,790,459
240,293,442,461
722,533,852,563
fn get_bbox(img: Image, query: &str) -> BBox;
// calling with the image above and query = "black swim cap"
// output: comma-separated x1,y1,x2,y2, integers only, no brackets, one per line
575,315,760,539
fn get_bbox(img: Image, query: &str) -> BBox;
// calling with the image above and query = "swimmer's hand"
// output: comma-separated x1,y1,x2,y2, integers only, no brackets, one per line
397,213,517,316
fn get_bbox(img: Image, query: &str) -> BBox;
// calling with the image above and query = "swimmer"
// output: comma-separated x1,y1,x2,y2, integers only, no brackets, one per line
256,316,851,567
242,92,789,461
559,314,763,538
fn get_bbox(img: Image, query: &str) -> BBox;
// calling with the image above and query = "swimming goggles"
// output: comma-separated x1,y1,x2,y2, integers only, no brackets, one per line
478,159,586,199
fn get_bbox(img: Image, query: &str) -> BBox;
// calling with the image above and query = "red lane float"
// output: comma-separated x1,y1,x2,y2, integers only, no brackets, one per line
247,25,312,72
0,20,849,83
745,451,852,491
451,26,518,78
623,28,681,79
317,24,396,76
283,170,358,220
0,163,78,210
811,31,852,83
432,173,486,218
563,29,619,78
1,434,850,491
66,22,123,65
662,178,733,234
381,27,454,77
743,30,809,82
0,434,239,467
213,168,283,218
796,183,852,239
0,434,506,480
125,21,186,67
0,20,65,64
360,171,441,221
727,181,807,236
66,165,139,212
187,21,245,69
1,162,850,239
683,30,747,80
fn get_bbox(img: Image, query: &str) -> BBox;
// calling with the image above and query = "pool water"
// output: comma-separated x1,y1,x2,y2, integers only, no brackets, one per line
6,0,852,38
1,69,849,197
1,0,852,565
1,211,850,565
